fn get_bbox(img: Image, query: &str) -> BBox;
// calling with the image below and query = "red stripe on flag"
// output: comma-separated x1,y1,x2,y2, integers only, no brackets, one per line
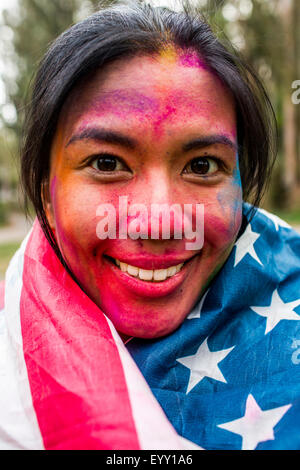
20,221,140,450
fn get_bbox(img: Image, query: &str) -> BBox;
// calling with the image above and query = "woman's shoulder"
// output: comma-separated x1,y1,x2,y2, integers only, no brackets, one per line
243,203,297,235
241,203,300,259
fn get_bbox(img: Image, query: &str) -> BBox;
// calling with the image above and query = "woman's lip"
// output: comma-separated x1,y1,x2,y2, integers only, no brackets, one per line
103,253,199,270
102,254,200,298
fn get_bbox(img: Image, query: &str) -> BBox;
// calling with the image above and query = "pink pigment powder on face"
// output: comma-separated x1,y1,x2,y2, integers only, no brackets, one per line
178,49,209,70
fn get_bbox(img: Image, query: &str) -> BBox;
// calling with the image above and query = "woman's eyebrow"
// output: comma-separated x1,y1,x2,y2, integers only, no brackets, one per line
66,128,138,150
182,135,237,152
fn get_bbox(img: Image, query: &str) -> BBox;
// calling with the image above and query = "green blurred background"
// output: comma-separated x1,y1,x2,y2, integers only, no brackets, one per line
0,0,299,280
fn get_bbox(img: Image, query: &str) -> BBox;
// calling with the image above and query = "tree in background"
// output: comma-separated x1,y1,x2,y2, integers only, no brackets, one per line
1,0,109,135
0,0,113,213
201,0,299,210
226,0,299,209
279,0,300,208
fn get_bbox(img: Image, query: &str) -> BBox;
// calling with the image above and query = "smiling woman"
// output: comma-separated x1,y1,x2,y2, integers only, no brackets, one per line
44,51,241,339
0,0,300,451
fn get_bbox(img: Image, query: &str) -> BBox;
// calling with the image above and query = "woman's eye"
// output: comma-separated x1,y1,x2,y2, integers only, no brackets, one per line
183,157,219,176
91,155,128,172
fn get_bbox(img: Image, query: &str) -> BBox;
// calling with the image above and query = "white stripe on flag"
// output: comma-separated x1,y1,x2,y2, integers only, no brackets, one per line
105,315,201,450
0,230,44,450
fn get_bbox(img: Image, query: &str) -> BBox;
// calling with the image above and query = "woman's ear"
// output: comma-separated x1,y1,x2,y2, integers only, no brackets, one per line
42,181,56,232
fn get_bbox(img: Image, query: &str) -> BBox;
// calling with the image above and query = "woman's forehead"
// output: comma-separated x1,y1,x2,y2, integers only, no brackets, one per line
57,51,236,144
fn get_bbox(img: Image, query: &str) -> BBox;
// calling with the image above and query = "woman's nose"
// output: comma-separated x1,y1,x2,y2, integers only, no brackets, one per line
127,170,185,241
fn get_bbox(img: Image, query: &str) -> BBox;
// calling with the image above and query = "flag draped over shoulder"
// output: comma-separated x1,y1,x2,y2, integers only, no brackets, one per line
0,220,198,450
128,203,300,450
0,204,299,450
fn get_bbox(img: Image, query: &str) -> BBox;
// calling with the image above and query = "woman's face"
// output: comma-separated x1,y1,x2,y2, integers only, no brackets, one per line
46,50,242,339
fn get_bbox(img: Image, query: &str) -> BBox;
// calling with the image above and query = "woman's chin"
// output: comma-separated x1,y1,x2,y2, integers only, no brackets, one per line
110,309,188,340
117,326,178,340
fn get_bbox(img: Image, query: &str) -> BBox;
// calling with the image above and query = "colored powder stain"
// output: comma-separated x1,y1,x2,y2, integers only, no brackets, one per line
232,153,242,189
159,45,208,71
215,154,242,233
153,103,177,138
159,45,178,64
178,49,208,70
216,190,228,217
229,156,243,233
78,90,160,122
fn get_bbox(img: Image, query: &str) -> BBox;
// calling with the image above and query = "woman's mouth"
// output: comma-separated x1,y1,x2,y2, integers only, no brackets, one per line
102,253,200,298
112,258,184,282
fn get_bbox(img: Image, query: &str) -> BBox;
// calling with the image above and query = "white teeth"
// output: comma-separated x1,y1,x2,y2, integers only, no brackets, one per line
153,269,168,281
120,262,127,272
167,266,177,277
113,259,184,281
176,263,184,273
127,264,139,277
139,268,153,281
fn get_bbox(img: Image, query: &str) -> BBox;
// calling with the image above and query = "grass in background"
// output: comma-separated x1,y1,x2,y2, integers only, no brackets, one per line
0,202,8,227
0,242,20,280
272,208,300,225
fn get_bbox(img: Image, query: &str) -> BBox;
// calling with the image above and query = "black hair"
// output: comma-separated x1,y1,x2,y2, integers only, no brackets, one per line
21,0,277,259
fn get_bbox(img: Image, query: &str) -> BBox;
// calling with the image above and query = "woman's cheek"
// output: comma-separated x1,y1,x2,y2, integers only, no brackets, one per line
204,182,243,248
51,180,102,254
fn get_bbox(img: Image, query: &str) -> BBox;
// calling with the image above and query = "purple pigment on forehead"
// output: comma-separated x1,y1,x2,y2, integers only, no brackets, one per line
178,50,209,70
84,88,209,117
82,90,160,118
76,87,214,141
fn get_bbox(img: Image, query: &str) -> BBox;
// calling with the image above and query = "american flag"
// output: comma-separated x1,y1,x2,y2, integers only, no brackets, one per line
0,203,299,450
127,203,300,450
0,220,198,450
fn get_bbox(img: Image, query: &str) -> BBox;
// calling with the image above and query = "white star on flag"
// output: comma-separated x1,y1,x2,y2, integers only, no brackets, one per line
187,289,210,319
218,394,291,450
258,208,291,231
250,289,300,334
234,223,262,267
176,338,234,393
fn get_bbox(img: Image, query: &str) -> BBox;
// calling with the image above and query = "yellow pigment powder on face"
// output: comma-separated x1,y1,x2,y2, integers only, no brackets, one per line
159,44,178,64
